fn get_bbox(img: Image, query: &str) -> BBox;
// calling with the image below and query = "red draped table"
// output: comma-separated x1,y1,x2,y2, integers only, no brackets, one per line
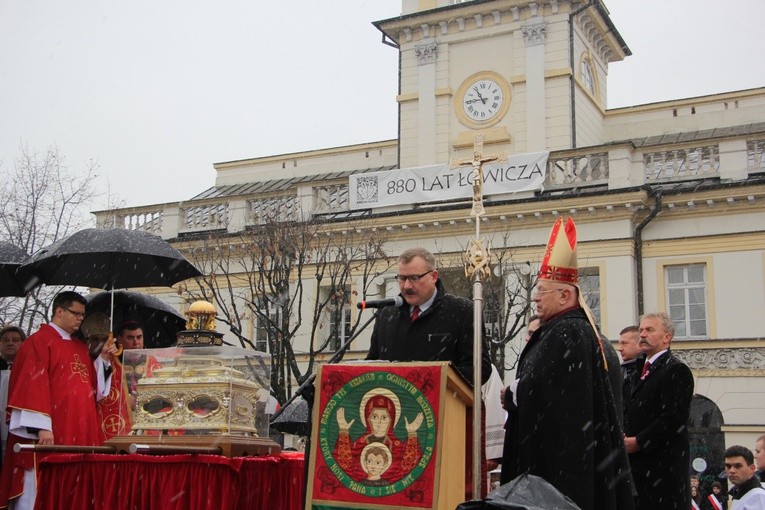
33,452,304,510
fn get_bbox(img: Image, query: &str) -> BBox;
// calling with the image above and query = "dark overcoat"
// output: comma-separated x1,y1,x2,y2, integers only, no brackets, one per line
624,351,694,510
600,334,624,426
503,308,634,510
366,280,491,385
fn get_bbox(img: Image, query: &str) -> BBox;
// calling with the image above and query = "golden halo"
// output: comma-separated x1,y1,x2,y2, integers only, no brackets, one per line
359,387,401,429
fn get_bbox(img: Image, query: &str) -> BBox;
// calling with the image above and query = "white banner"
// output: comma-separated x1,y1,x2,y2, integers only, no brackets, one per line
349,151,548,210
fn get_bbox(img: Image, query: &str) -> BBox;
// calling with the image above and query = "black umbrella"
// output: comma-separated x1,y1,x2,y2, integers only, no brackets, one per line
85,291,186,348
19,228,201,292
270,397,310,436
0,241,29,297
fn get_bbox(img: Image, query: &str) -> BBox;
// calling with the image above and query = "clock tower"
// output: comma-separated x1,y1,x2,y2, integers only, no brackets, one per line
374,0,630,168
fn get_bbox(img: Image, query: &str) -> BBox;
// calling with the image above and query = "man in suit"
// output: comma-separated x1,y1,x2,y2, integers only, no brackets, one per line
618,325,641,413
624,312,694,510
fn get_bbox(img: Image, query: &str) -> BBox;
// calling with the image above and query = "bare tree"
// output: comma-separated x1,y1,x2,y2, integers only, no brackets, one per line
436,235,538,379
181,214,390,404
0,145,100,331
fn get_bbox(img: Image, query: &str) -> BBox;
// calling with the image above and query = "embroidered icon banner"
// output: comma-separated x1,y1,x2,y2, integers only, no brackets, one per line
308,363,444,509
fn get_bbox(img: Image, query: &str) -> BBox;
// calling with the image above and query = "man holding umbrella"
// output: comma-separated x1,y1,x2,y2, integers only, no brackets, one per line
93,319,161,440
0,291,117,510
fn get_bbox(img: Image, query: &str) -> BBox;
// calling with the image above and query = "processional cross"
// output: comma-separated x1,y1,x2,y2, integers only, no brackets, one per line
451,134,506,501
451,134,505,279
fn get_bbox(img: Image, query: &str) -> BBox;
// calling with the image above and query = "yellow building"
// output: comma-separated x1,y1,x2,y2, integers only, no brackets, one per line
96,0,764,481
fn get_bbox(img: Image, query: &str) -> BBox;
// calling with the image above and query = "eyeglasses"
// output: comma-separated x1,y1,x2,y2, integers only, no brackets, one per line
394,270,434,284
64,308,86,319
532,288,565,298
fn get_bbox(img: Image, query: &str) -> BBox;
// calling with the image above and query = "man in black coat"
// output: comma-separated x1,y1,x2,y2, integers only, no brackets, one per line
618,325,641,414
624,312,694,510
366,247,491,386
501,217,634,510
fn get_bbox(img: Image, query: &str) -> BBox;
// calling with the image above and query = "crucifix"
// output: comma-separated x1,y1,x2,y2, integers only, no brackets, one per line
459,134,500,218
452,133,505,501
452,134,504,280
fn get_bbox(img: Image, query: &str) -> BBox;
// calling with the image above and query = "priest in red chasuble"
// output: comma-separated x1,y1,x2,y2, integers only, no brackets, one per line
94,320,160,440
0,291,117,510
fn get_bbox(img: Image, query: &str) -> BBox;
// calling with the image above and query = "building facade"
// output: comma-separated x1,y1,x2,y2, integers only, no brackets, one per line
95,0,765,479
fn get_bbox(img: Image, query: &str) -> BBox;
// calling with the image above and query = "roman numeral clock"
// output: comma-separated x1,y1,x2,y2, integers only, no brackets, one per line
454,71,511,129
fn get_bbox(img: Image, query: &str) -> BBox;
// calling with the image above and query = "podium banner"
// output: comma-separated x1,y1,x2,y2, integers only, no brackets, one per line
307,363,444,509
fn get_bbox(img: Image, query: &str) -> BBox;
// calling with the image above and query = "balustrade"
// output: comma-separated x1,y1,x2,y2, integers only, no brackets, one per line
643,145,720,182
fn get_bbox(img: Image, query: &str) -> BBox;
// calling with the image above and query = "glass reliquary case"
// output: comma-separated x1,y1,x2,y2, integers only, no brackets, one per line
123,344,272,438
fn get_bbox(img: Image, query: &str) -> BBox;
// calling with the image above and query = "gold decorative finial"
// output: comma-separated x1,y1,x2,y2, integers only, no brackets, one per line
186,300,217,331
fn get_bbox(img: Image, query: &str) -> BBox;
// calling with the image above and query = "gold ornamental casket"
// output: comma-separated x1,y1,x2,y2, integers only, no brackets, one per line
125,345,271,437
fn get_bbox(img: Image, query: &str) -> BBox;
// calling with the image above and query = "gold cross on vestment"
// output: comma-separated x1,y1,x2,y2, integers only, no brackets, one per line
70,354,90,383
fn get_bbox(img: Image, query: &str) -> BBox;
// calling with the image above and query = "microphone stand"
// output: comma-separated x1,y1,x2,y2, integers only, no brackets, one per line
269,308,381,507
269,309,379,423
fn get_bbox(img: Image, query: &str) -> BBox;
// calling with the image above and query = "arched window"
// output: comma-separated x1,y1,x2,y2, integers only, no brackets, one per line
580,57,596,96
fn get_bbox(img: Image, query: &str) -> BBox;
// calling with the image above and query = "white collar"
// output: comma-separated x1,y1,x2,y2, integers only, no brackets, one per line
49,322,72,340
412,288,438,314
646,349,668,364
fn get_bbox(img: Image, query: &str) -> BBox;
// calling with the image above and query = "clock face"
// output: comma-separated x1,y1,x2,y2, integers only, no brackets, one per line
462,79,504,122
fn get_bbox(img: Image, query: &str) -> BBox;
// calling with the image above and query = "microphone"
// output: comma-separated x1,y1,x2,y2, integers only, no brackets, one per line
356,296,404,310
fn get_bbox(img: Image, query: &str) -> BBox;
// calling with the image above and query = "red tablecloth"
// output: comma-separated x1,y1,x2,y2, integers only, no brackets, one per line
34,452,304,510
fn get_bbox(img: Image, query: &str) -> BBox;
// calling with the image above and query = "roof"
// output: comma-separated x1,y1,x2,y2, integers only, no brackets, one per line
616,122,765,148
189,165,396,201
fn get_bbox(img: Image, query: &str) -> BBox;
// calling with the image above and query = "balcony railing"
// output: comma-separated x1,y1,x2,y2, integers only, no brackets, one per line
545,152,609,188
748,140,765,171
644,145,720,182
182,202,229,232
94,140,759,239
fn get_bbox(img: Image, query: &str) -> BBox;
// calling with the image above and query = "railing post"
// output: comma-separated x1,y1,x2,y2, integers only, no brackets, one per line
607,146,641,189
228,198,248,234
162,205,181,240
718,139,748,181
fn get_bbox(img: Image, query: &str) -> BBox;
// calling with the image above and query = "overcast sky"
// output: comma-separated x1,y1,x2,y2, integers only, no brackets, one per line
2,0,763,210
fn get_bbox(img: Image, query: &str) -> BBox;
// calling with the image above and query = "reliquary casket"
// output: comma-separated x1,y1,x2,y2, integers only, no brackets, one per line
124,345,271,437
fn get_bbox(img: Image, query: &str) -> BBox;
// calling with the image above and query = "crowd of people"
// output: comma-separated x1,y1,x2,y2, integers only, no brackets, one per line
0,217,763,509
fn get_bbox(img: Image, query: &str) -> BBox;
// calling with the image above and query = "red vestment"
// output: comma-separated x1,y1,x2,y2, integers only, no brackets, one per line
0,324,101,508
97,353,160,440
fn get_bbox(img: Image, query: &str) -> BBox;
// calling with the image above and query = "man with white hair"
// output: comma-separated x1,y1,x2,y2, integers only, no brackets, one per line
623,312,694,510
501,217,633,510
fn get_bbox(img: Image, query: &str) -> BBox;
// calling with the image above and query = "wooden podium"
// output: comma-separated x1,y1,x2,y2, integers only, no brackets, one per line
305,362,474,510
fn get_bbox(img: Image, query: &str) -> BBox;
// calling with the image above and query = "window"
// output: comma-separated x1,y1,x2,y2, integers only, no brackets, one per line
254,297,280,352
580,57,595,95
666,264,707,339
324,287,352,351
578,267,601,328
328,303,351,350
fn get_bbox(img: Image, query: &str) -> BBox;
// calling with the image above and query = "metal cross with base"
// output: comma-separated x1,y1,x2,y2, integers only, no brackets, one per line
452,134,505,280
452,133,505,500
458,134,500,218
